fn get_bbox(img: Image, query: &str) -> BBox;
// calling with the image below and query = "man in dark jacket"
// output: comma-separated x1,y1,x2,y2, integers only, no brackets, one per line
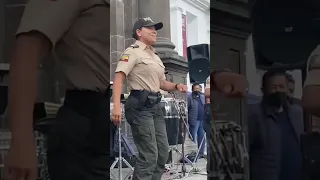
249,70,304,180
187,84,206,158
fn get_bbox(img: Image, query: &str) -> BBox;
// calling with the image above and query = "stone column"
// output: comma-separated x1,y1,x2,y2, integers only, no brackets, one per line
124,0,139,48
169,3,184,57
137,0,187,82
0,1,4,64
110,0,125,81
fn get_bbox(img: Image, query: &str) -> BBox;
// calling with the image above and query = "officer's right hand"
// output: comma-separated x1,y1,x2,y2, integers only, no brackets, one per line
111,105,122,126
3,137,37,180
214,72,247,98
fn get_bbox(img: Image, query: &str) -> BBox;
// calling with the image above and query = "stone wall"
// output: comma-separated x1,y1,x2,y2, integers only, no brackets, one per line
110,0,125,82
110,0,188,92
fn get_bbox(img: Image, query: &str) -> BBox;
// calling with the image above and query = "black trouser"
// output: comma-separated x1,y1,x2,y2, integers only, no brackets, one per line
125,90,169,180
47,90,110,180
204,103,214,179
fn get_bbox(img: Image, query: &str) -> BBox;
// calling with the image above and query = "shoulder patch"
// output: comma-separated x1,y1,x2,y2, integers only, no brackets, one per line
119,54,129,62
309,55,320,71
130,44,139,48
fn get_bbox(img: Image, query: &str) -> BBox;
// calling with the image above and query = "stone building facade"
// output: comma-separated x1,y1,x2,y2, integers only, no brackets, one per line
0,0,188,97
110,0,187,92
0,0,188,126
210,0,252,177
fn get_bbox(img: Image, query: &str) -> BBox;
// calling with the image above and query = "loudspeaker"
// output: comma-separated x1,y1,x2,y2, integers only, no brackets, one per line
0,86,8,115
187,44,210,83
252,0,320,70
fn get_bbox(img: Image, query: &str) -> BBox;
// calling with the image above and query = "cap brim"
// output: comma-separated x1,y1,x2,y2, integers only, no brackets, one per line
143,22,163,30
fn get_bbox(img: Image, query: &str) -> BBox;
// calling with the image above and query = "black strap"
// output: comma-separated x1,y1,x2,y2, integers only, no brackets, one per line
130,90,161,98
64,89,110,120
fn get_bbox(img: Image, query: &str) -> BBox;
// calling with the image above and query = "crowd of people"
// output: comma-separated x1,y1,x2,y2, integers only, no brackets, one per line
187,69,307,180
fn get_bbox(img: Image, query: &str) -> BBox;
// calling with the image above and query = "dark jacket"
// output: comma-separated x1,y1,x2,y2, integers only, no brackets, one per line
248,102,304,180
187,92,205,124
248,94,261,104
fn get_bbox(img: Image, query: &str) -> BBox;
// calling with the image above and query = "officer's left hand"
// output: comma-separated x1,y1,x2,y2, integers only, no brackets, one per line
176,84,188,93
111,104,122,126
214,72,247,98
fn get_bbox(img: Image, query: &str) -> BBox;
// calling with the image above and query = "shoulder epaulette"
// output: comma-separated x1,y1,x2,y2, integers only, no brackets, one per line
130,44,139,48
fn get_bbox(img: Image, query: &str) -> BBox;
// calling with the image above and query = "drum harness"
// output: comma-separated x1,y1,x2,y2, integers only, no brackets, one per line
210,120,249,180
167,92,249,179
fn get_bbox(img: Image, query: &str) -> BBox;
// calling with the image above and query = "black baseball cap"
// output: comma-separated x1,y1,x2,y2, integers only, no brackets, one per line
132,17,163,34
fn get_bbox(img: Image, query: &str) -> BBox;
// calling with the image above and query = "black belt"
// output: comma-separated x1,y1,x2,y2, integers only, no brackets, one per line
130,90,161,98
204,103,211,123
130,90,162,108
64,89,110,120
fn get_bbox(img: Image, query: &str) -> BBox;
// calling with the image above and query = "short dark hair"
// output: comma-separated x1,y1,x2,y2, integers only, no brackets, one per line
192,83,200,90
261,70,287,93
286,73,295,84
132,28,141,40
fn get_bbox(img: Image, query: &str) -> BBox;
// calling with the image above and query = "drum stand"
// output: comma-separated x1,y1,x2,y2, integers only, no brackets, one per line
110,124,134,180
168,92,199,180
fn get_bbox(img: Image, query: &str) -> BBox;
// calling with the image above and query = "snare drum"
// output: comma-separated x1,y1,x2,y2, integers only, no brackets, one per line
160,98,180,119
161,98,184,145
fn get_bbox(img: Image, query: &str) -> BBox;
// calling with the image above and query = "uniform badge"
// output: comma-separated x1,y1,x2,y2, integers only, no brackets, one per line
130,44,139,48
119,54,129,62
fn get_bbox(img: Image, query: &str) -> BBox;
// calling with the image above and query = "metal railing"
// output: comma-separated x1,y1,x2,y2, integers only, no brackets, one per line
0,130,49,180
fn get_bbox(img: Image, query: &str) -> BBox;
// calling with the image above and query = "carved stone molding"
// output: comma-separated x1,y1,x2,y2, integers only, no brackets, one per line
187,0,210,12
152,38,188,73
210,8,251,39
211,0,254,18
211,24,250,40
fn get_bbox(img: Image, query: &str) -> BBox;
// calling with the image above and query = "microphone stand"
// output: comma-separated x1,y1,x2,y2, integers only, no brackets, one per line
110,116,134,180
169,92,193,179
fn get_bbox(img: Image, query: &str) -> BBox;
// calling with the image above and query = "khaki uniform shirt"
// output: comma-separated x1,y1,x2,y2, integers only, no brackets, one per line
17,0,110,92
205,76,210,89
115,41,166,92
304,45,320,86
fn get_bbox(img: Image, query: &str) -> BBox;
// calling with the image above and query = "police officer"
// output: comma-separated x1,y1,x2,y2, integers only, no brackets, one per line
4,1,110,180
111,17,187,180
302,45,320,117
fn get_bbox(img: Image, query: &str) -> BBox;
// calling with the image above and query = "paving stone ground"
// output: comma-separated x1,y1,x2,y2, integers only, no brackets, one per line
111,132,208,180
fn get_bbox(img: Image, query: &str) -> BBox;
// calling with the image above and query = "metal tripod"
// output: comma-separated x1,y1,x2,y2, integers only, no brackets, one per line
167,92,199,180
187,132,207,174
110,124,134,180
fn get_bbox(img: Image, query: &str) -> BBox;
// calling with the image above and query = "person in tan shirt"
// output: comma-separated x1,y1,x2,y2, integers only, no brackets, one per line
4,1,110,180
111,17,187,180
302,45,320,117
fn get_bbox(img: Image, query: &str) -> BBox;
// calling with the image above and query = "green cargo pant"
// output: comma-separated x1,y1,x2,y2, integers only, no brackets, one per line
125,95,169,180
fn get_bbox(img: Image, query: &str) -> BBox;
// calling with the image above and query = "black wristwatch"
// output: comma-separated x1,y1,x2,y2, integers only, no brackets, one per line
175,83,180,90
